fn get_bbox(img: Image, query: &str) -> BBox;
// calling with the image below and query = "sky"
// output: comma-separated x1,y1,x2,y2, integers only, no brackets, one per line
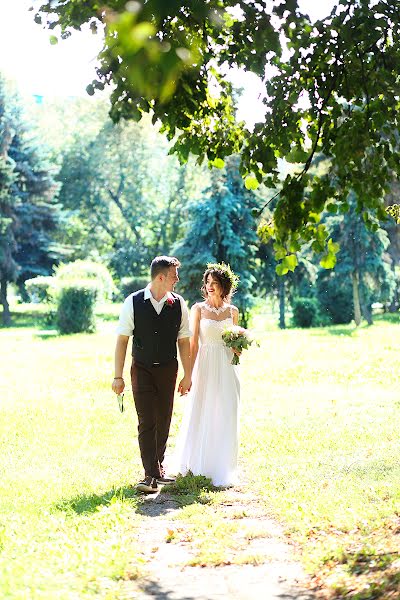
0,0,337,121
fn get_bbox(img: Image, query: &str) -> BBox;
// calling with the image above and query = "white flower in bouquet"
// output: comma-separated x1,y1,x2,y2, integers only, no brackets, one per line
222,325,255,365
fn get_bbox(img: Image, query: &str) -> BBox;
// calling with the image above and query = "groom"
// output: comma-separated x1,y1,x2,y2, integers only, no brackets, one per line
112,256,191,493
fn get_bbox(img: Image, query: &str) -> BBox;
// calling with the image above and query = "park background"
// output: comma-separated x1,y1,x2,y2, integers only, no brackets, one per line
1,1,400,599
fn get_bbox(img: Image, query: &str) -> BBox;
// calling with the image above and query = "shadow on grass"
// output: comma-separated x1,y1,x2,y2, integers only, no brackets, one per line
137,579,198,599
55,485,140,515
325,327,355,337
35,330,59,340
136,474,218,518
54,475,217,518
0,313,48,330
327,551,400,600
374,313,400,325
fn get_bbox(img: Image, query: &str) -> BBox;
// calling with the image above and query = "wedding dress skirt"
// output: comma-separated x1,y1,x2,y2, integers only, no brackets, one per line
171,317,240,486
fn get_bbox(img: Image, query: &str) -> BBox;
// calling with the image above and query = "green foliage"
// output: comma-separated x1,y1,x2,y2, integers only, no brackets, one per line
55,260,116,301
118,275,149,299
320,193,396,324
35,0,400,262
291,297,319,328
173,156,259,321
56,281,97,334
0,76,63,323
56,113,191,279
317,272,354,325
25,276,58,304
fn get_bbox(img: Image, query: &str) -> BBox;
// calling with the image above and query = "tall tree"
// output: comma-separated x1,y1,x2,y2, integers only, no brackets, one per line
57,114,190,279
0,78,61,324
317,193,395,326
174,156,259,322
36,1,400,267
0,84,17,325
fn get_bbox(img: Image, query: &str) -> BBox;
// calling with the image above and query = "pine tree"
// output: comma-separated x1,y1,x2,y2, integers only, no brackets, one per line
317,193,395,325
0,78,62,324
0,80,18,325
174,156,259,323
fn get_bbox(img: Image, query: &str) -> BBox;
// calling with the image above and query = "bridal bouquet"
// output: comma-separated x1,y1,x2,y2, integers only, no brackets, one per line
222,325,254,365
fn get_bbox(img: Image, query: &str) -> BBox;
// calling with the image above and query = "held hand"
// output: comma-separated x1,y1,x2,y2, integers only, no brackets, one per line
232,348,242,357
112,377,125,395
178,375,191,396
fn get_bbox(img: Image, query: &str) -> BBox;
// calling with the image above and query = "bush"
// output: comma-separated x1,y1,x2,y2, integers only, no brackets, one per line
25,276,58,303
317,274,354,324
55,260,116,301
56,281,97,334
118,276,149,299
291,297,319,328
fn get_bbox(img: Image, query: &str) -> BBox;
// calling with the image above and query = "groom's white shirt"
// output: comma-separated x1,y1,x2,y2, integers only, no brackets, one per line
116,284,191,338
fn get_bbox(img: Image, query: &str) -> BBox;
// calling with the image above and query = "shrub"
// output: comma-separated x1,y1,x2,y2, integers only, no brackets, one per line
56,281,97,334
118,276,149,299
55,260,116,301
316,274,354,324
291,297,319,328
25,276,58,303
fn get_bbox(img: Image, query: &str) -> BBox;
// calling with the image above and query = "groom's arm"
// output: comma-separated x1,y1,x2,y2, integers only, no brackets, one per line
112,335,129,394
177,337,191,395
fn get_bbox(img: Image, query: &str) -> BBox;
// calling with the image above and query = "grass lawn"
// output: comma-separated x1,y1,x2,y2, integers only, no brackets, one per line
1,306,400,598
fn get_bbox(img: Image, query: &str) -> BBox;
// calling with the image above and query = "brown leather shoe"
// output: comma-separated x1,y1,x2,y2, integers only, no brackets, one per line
136,476,158,493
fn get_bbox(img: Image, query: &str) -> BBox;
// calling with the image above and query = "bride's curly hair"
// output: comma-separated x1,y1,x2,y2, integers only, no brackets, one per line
201,262,239,301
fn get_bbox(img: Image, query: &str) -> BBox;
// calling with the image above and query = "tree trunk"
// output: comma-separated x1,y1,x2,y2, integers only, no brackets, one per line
0,277,11,326
388,265,399,312
279,278,285,329
359,277,373,325
352,271,362,326
361,302,373,325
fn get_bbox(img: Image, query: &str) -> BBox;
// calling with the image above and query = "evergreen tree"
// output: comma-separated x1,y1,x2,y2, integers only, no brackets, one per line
317,193,395,326
174,156,259,323
257,240,317,329
0,80,19,325
0,78,61,324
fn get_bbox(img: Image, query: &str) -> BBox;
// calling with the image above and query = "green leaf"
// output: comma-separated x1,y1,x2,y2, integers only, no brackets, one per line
49,35,58,45
282,254,298,271
286,147,309,164
244,176,259,191
273,243,287,260
288,240,301,253
212,158,225,169
276,263,289,276
308,212,321,223
320,253,337,269
326,203,338,213
327,239,340,254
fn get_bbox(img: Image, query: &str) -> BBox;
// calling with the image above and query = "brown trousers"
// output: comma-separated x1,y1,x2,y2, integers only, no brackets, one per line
130,359,178,478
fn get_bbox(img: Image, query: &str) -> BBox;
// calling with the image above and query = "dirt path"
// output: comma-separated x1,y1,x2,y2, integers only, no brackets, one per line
119,484,317,600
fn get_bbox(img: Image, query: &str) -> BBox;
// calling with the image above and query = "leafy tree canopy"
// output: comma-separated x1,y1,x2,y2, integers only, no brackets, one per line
34,0,400,266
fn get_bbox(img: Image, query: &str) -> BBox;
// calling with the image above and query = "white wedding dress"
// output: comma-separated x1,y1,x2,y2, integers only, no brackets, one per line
171,306,240,486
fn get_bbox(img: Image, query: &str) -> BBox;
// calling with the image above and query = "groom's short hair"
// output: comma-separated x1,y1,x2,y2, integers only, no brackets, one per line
150,256,181,280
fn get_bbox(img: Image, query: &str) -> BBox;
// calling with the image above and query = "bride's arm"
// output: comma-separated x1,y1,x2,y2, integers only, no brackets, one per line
232,305,239,326
190,304,201,372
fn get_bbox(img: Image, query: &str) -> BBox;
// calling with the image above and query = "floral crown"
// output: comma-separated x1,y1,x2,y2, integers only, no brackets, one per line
206,262,239,290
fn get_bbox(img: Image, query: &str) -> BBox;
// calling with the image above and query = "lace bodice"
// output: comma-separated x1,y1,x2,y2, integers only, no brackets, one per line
199,317,233,346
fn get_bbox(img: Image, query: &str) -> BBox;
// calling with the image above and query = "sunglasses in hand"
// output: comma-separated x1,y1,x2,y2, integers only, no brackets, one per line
117,392,125,413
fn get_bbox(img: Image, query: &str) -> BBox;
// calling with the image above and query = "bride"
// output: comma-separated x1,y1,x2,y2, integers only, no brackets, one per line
172,263,241,487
